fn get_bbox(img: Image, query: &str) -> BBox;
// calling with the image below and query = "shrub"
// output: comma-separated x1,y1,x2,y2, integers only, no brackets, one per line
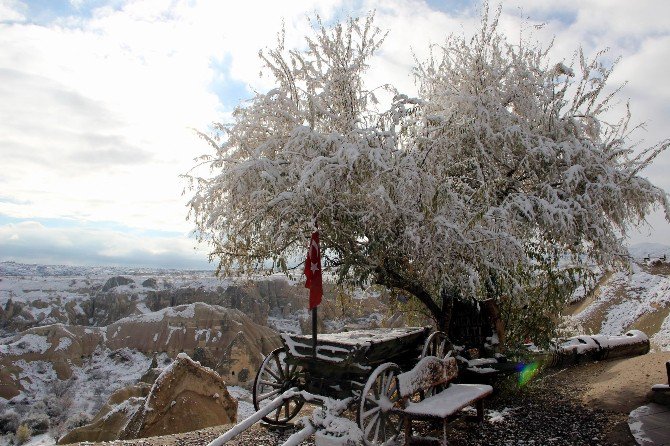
0,408,19,434
65,412,91,430
15,424,31,445
22,412,49,435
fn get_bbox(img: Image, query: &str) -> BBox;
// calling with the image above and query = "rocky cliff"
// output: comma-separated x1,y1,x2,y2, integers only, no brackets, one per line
58,354,237,444
0,303,280,403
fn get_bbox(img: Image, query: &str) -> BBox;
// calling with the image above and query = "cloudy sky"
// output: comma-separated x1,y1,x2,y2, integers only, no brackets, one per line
1,0,669,269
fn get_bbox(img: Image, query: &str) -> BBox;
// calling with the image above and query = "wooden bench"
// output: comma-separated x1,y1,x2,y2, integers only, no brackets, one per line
392,355,493,445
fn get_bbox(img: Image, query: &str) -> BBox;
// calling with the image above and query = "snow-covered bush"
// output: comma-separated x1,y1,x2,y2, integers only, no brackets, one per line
0,407,19,434
187,7,669,344
65,412,91,430
21,412,49,435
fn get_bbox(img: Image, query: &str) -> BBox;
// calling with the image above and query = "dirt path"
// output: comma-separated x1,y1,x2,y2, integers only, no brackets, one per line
70,352,670,446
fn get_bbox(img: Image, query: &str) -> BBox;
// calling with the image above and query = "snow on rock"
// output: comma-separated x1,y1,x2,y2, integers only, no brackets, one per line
12,360,57,401
267,314,303,334
1,333,51,354
69,347,152,417
652,315,670,351
54,336,72,352
15,433,57,446
115,304,196,325
628,404,666,446
126,353,237,440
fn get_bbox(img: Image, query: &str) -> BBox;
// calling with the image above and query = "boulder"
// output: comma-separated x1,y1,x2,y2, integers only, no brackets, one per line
141,278,158,289
58,383,151,444
59,354,237,443
102,276,134,292
121,353,237,439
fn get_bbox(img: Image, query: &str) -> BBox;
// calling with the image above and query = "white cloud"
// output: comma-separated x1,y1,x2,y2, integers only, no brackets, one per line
0,0,348,234
0,221,212,269
0,0,25,22
0,0,668,266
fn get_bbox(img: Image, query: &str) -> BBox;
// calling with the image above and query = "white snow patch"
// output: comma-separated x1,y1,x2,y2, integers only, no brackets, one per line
54,336,72,352
487,407,518,423
3,333,51,354
569,263,670,351
227,386,255,420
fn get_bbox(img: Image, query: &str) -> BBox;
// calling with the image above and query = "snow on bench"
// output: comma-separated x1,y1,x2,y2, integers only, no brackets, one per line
392,355,493,446
401,383,493,419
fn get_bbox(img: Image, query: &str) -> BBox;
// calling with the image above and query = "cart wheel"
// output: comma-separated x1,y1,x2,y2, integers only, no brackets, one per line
252,347,304,425
358,362,401,445
421,331,451,359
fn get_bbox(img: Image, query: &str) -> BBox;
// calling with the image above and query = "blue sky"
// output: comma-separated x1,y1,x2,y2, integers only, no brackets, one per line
1,0,669,269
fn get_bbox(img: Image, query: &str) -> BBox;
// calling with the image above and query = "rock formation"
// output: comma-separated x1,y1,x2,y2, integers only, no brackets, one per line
57,383,151,444
0,303,281,402
58,354,237,443
101,276,135,292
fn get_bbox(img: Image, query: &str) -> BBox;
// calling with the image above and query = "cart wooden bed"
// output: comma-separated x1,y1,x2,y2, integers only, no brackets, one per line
251,326,454,445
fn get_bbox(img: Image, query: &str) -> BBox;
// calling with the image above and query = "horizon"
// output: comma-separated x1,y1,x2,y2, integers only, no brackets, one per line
2,239,669,273
1,0,669,269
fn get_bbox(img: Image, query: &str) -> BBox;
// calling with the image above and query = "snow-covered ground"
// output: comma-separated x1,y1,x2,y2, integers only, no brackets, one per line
0,264,227,304
227,386,255,420
568,261,670,351
0,347,157,445
0,432,57,446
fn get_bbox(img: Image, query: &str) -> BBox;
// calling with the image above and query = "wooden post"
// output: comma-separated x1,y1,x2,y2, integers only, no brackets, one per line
312,307,317,357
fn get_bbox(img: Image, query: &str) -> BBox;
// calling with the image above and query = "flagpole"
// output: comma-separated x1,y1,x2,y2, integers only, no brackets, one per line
312,306,317,358
312,215,318,358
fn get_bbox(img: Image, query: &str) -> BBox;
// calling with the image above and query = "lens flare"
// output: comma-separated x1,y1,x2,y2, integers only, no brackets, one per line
517,362,540,387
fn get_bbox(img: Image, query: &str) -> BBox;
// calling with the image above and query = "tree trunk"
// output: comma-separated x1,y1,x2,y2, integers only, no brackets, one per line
436,287,456,333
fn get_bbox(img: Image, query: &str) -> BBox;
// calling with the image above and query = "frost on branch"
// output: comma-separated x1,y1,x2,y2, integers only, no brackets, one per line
185,9,669,343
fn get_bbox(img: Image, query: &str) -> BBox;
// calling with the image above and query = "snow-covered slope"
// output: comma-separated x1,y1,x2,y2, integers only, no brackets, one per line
566,261,670,351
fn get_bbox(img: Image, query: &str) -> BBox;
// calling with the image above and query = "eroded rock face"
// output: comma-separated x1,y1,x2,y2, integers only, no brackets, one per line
2,275,304,334
142,278,158,289
143,279,301,327
123,354,237,439
57,383,152,444
0,303,281,401
59,354,237,443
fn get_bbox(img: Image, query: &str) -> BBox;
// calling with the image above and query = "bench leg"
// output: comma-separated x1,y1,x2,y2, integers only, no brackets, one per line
442,418,448,446
476,399,484,423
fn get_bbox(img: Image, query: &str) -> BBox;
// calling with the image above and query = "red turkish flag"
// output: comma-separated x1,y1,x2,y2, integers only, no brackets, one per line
304,231,323,309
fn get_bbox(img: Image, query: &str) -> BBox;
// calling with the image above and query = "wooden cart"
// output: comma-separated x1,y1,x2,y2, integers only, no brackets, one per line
252,327,452,445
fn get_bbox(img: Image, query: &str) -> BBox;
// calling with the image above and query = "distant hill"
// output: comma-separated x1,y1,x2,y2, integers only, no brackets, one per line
0,260,213,277
627,242,670,260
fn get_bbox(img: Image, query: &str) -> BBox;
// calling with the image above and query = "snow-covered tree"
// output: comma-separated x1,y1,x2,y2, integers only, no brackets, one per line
186,10,669,343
